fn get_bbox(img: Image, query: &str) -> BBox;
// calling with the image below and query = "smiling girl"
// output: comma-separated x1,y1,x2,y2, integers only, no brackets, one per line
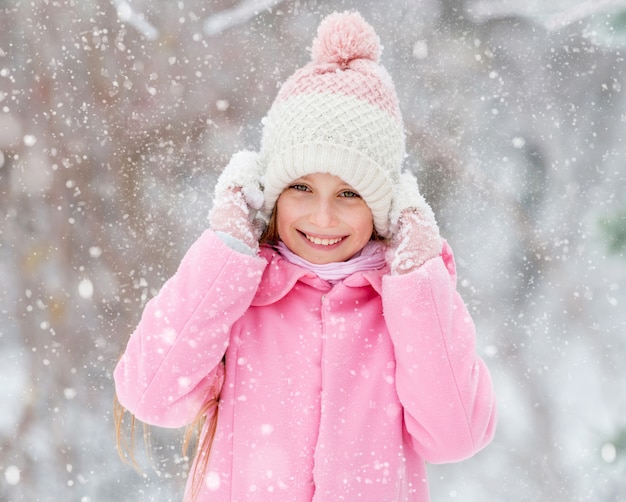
114,11,497,502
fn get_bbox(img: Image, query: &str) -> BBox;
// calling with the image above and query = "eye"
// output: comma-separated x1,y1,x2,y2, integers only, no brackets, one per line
289,183,310,192
339,190,361,198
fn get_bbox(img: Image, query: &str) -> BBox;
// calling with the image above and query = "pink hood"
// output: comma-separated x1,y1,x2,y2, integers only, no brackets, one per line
114,230,496,501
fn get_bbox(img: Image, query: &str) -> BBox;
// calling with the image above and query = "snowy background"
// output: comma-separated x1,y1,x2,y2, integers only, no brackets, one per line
1,0,625,500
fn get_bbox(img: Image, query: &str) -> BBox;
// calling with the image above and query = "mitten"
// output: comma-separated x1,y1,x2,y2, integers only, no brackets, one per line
208,151,266,253
387,171,442,274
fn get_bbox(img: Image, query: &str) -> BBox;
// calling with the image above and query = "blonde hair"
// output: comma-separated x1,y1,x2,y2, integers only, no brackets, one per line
259,206,280,245
114,387,220,501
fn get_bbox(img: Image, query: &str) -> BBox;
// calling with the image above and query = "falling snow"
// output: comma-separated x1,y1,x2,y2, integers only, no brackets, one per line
4,465,20,486
1,0,626,501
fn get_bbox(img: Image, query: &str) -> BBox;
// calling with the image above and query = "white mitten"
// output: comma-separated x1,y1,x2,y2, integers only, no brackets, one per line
208,151,265,253
387,171,442,274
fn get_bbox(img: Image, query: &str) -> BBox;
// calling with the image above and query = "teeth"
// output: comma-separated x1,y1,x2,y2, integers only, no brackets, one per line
305,234,343,246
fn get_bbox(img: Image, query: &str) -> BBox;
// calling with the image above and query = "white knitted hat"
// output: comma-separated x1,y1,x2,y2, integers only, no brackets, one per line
259,11,406,238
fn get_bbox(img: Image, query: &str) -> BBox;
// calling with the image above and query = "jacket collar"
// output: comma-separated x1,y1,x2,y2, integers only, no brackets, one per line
252,246,385,306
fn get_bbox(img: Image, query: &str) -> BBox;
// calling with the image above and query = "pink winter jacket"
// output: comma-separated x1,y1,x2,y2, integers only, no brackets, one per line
114,230,497,501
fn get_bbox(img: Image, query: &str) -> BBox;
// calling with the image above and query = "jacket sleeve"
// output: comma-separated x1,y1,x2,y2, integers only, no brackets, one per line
382,241,497,464
114,229,267,428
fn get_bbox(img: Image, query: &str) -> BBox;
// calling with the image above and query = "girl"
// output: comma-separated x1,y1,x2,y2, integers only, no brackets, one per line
114,11,497,501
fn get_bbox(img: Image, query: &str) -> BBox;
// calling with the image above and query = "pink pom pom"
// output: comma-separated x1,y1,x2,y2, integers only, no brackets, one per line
311,11,381,66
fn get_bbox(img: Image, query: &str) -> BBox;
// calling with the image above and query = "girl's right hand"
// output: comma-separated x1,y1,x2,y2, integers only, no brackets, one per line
209,187,265,251
208,151,266,252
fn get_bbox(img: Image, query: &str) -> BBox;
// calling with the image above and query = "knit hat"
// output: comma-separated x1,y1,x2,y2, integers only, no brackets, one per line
259,11,406,238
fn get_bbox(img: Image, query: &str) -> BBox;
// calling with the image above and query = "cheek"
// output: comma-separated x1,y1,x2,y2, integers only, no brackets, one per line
352,206,374,236
362,222,375,242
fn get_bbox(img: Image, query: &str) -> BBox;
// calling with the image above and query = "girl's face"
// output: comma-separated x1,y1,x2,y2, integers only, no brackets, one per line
276,172,374,264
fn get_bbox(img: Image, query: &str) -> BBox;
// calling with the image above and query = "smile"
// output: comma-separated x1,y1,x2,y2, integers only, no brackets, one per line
304,234,344,246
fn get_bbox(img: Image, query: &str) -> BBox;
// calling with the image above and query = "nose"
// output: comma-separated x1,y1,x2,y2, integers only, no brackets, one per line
309,198,337,228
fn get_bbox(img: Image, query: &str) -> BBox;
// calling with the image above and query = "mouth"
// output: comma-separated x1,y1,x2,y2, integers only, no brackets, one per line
301,232,345,247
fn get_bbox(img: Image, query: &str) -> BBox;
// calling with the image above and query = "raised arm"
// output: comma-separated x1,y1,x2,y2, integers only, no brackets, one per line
383,170,496,462
115,150,268,427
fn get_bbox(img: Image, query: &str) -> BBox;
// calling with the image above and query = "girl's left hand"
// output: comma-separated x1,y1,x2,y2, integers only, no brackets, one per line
387,208,442,274
387,171,443,274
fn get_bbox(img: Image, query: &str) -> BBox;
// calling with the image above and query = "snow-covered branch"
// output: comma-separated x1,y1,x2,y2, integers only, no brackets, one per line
544,0,626,30
113,0,159,41
466,0,626,31
203,0,286,37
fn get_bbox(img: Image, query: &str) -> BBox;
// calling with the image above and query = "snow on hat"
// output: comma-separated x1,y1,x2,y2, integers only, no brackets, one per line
260,10,406,238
